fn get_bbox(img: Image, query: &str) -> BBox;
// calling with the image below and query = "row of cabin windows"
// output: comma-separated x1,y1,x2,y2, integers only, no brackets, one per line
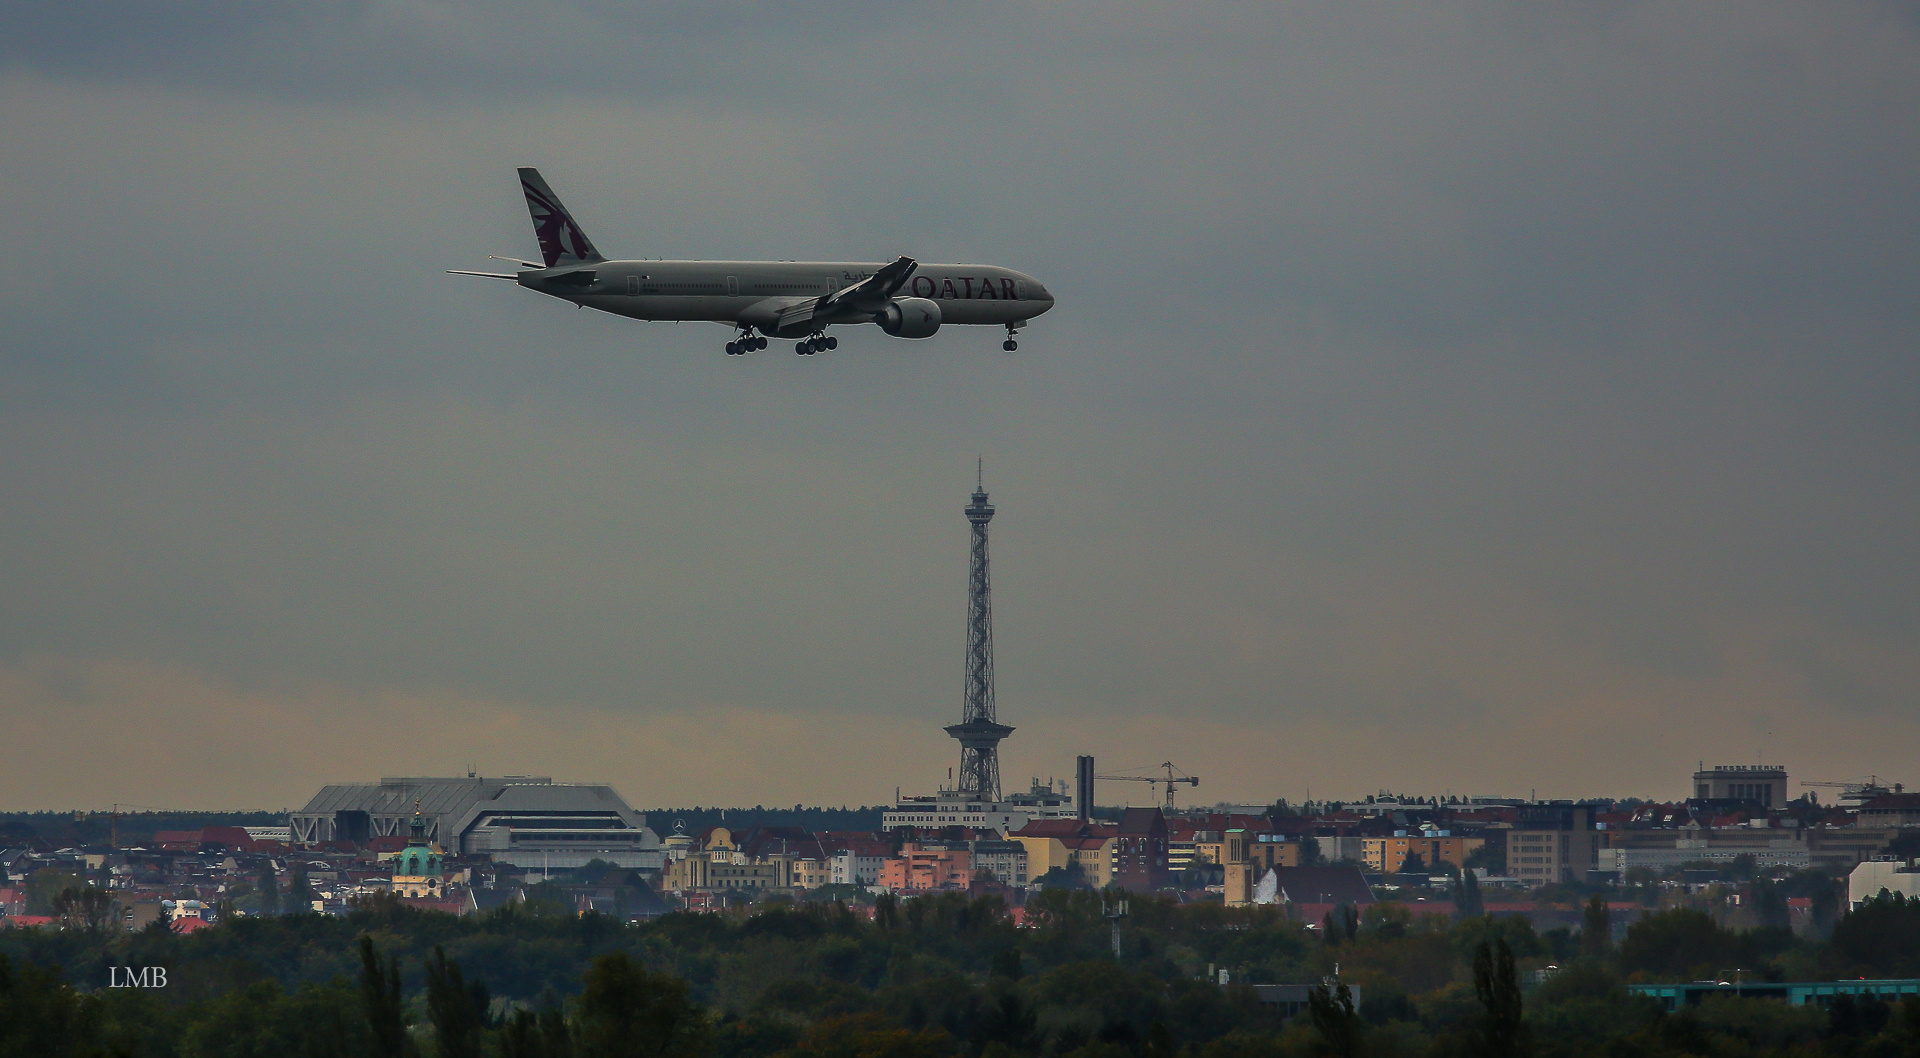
619,277,1023,299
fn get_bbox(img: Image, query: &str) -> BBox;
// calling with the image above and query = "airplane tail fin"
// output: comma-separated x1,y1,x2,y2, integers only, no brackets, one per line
517,167,605,268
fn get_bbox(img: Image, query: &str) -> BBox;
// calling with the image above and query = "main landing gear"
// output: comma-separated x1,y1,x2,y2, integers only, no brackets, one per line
795,333,837,356
725,330,768,355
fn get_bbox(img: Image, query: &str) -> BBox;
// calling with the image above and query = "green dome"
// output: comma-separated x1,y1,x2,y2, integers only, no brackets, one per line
395,844,441,877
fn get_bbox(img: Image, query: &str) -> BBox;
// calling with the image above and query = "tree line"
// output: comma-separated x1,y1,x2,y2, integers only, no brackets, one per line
7,888,1920,1057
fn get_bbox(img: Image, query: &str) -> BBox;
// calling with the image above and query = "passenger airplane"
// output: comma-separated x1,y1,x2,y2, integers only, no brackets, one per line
451,169,1054,355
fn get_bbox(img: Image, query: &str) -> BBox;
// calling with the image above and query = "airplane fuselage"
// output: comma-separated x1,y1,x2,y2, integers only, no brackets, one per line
521,259,1053,331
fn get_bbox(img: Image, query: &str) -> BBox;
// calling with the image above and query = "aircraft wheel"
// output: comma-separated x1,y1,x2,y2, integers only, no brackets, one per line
796,341,810,355
753,336,767,351
1003,340,1018,352
725,342,740,355
825,336,838,350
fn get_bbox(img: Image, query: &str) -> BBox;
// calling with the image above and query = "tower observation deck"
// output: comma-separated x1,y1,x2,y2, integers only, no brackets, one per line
947,473,1013,801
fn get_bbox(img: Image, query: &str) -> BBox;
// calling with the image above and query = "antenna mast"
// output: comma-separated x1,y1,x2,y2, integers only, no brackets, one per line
947,469,1012,801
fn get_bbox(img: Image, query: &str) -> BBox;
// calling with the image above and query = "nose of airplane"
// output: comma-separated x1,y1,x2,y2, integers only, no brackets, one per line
1023,277,1056,314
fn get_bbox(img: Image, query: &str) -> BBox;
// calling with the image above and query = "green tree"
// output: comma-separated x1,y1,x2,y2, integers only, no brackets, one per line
1750,877,1790,932
1464,843,1506,877
1827,892,1920,977
1323,905,1359,946
0,952,98,1056
1300,835,1324,867
1617,908,1740,979
359,934,409,1058
257,863,280,917
1453,870,1483,919
574,953,712,1058
1580,895,1609,962
1471,938,1530,1058
1307,982,1364,1058
1398,851,1426,876
22,868,84,915
782,1014,948,1058
426,945,488,1058
49,886,115,932
286,864,316,913
1033,862,1090,890
500,1003,573,1058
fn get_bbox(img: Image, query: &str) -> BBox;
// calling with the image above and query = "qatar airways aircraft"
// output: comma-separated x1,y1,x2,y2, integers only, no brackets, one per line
451,168,1055,355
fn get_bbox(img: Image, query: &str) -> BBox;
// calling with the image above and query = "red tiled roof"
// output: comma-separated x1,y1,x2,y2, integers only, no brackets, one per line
1012,819,1089,837
199,827,254,847
2,915,57,928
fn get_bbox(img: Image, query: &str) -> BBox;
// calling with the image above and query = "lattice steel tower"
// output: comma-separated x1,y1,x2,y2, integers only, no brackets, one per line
946,465,1013,800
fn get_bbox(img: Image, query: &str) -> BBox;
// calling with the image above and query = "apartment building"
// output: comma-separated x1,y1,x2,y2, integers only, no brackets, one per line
1508,805,1600,886
877,845,972,891
1011,819,1116,888
1360,833,1485,874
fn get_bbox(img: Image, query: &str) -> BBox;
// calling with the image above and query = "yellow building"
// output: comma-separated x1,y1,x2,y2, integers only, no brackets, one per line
1248,836,1301,871
1360,835,1484,874
1011,821,1115,889
793,856,832,890
664,852,788,893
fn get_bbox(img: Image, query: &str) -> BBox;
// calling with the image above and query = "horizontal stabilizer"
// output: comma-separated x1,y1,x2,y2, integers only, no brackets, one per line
448,270,518,280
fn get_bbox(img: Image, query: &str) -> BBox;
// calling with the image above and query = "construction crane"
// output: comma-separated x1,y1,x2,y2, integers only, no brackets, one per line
1095,762,1200,812
1803,777,1902,805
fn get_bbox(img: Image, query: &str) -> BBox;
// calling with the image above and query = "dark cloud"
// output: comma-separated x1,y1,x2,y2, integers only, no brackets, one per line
1,3,1918,804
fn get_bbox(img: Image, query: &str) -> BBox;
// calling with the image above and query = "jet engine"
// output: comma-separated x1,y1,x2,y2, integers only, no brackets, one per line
875,297,941,338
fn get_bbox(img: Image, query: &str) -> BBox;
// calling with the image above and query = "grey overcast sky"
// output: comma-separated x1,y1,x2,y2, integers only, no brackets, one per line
3,3,1917,811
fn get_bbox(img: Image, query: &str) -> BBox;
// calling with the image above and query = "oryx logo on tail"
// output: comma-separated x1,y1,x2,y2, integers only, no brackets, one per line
517,167,604,268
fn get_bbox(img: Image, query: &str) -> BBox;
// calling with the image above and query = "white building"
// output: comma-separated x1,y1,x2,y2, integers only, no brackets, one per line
1849,860,1920,909
882,778,1079,833
1599,844,1811,873
830,849,886,887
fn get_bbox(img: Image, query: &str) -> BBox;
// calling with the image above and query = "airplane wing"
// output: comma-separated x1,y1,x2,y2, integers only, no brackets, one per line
776,299,823,333
819,256,918,313
759,257,919,334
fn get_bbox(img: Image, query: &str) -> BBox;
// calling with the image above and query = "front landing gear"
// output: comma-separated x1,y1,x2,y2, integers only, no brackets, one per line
1003,321,1024,352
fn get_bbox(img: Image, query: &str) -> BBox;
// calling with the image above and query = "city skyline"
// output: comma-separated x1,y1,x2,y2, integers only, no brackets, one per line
4,4,1920,809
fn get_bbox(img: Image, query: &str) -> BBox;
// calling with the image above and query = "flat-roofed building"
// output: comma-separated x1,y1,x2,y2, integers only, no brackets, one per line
1508,805,1600,886
1858,794,1920,829
877,845,973,891
1692,765,1789,808
291,775,662,871
1849,860,1920,909
1361,833,1485,874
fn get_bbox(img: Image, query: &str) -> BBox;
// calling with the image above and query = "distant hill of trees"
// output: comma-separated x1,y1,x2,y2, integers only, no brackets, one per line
639,806,888,835
0,811,285,849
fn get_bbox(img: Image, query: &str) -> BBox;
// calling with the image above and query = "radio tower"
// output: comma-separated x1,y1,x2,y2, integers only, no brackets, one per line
947,461,1013,801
